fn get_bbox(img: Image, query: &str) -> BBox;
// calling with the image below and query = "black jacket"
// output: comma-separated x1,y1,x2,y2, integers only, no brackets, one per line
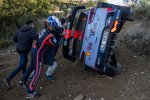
13,25,38,54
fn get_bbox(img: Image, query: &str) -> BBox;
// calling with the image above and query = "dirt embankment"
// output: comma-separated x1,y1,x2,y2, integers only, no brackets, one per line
118,16,150,56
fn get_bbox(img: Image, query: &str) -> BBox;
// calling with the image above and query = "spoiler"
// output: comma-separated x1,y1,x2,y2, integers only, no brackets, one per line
97,2,130,19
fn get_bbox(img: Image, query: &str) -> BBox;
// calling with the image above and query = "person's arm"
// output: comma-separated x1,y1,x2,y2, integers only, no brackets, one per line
13,31,18,43
61,17,66,25
61,13,71,25
52,27,64,38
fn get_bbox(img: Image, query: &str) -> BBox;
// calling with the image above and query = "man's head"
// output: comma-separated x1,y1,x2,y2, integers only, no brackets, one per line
44,16,62,31
26,20,35,28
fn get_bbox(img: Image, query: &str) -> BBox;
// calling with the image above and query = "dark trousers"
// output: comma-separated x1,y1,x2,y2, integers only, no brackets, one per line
20,47,37,83
7,53,28,82
29,44,49,91
21,45,59,84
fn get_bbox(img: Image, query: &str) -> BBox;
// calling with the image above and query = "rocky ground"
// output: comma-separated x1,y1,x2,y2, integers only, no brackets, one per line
0,44,150,100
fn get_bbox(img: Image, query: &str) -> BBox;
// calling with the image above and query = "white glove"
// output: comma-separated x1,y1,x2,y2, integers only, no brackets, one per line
45,62,57,76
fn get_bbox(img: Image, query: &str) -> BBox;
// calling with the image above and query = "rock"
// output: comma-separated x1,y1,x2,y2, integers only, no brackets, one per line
134,72,137,75
84,97,92,100
60,65,63,67
100,98,104,100
63,91,66,94
141,72,144,74
56,96,60,99
1,84,4,87
132,81,135,84
67,85,71,88
88,98,92,100
40,86,43,90
13,53,17,55
73,94,84,100
69,94,72,98
109,77,112,80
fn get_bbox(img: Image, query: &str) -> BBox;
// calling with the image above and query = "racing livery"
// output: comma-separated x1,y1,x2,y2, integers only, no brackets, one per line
63,2,132,76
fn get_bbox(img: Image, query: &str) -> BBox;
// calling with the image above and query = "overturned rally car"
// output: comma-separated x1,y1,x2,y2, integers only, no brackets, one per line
62,2,132,76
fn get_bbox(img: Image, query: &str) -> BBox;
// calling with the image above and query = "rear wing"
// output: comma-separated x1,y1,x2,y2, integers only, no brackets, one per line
97,2,131,20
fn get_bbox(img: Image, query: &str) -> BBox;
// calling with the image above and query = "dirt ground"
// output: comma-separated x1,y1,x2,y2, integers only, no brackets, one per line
0,45,150,100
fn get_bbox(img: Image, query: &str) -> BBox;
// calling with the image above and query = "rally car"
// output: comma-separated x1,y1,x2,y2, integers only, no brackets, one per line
62,2,132,76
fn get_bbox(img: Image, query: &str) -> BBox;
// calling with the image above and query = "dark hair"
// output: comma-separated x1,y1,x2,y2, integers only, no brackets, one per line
26,20,34,25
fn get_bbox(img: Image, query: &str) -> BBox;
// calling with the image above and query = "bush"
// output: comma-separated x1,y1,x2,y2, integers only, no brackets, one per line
0,40,13,49
131,0,150,16
0,0,98,49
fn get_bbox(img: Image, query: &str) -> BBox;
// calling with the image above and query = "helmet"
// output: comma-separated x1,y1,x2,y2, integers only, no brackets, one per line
46,16,62,30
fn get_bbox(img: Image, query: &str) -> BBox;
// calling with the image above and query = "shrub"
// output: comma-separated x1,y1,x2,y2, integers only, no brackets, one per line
0,40,13,49
131,0,150,16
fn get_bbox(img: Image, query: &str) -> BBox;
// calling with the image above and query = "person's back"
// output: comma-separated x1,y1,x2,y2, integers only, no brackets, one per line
14,22,37,54
3,20,38,87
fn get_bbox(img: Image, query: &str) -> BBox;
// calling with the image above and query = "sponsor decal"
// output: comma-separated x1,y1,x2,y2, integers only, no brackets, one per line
52,37,57,43
106,16,113,26
87,42,93,51
90,23,97,36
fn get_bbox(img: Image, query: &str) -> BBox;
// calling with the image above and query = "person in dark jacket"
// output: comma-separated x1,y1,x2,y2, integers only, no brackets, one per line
3,20,38,87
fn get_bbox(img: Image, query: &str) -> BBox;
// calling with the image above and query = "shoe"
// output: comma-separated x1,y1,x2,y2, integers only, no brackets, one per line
18,81,26,89
26,91,40,99
3,78,10,87
46,76,53,80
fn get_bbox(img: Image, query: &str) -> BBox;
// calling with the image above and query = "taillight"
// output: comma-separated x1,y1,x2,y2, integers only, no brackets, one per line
107,8,112,11
111,20,119,33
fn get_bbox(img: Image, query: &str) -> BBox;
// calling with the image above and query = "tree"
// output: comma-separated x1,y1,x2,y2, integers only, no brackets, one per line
96,0,108,3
